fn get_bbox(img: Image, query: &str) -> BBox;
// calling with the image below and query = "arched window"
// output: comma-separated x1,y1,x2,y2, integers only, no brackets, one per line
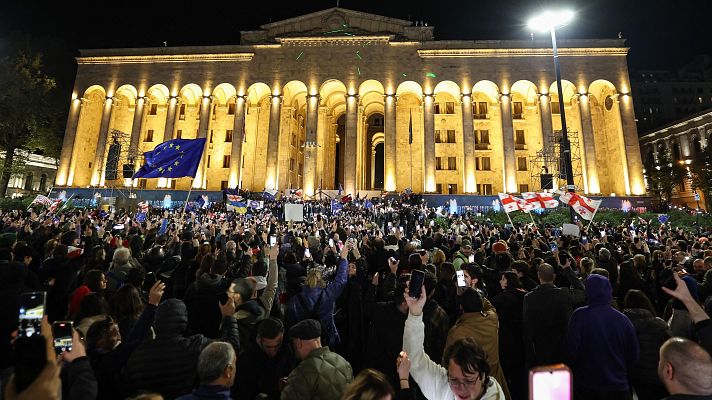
24,174,33,191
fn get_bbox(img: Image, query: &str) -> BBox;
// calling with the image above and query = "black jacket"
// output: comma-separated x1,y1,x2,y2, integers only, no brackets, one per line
61,356,98,400
623,308,670,386
492,287,526,370
123,299,239,399
364,283,407,388
232,343,296,400
523,283,574,367
184,273,229,338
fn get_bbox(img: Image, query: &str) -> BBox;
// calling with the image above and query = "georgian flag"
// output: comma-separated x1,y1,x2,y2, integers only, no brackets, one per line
498,193,533,213
137,200,149,213
48,199,63,213
559,192,602,221
521,192,559,209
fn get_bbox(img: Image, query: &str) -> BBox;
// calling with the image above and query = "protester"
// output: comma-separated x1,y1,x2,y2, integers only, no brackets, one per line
177,342,236,400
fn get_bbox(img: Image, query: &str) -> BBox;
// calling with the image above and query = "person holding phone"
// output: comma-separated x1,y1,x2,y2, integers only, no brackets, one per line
402,284,505,400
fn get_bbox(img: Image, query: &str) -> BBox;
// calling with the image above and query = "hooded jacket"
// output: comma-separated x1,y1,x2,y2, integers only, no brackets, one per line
123,299,239,399
184,272,229,337
567,275,639,392
623,307,670,386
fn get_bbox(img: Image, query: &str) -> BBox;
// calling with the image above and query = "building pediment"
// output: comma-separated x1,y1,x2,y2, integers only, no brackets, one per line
240,7,433,44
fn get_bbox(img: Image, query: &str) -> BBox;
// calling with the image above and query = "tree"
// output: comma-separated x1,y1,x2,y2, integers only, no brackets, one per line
690,141,712,211
0,40,59,197
644,148,687,206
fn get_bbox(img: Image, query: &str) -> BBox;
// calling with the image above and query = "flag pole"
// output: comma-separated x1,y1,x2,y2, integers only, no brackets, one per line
505,211,514,226
585,206,600,233
183,178,195,215
528,211,536,225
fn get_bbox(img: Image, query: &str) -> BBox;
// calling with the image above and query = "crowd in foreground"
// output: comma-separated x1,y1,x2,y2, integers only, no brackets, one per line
0,197,711,400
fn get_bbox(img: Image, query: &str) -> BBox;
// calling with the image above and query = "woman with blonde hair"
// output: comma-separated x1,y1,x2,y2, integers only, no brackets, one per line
341,369,395,400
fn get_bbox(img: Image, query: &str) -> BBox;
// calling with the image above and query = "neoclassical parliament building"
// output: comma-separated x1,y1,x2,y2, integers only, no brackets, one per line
56,7,646,198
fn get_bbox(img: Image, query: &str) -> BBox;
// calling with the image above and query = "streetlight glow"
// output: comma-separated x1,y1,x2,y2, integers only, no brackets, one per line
527,10,574,32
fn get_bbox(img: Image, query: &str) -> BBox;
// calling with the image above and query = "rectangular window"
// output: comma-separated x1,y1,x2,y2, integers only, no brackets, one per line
209,130,214,143
436,157,443,170
169,179,177,189
551,101,560,114
144,129,154,142
447,130,456,143
149,103,158,115
139,179,147,189
519,184,529,193
176,129,182,139
434,103,441,114
225,130,233,142
221,180,229,190
223,155,230,168
436,184,442,194
207,155,211,167
179,104,186,120
435,130,442,143
477,183,493,195
476,157,491,171
228,103,236,115
515,130,526,150
517,156,528,171
448,184,458,194
475,130,490,149
445,102,455,114
448,157,457,170
478,102,488,116
513,102,523,118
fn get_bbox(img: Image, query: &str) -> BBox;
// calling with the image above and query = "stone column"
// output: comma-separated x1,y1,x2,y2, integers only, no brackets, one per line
303,94,320,196
617,93,646,195
265,94,283,189
423,93,436,192
370,149,376,190
163,96,178,141
538,93,554,153
461,93,476,193
194,95,213,189
344,94,359,195
229,95,246,189
129,96,147,155
56,97,83,186
384,93,397,191
499,94,517,193
578,94,600,194
91,96,115,186
679,133,692,159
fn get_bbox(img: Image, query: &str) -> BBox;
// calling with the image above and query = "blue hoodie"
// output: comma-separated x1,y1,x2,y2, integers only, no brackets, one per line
567,275,639,392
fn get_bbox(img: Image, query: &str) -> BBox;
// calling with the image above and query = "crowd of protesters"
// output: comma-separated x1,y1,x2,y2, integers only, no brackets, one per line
0,195,711,400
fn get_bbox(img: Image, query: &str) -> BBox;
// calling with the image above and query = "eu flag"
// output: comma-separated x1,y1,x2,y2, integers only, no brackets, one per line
133,138,206,179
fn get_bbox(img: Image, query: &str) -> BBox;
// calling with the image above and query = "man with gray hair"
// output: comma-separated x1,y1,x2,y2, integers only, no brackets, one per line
657,337,712,399
106,247,134,292
177,342,237,400
598,247,618,290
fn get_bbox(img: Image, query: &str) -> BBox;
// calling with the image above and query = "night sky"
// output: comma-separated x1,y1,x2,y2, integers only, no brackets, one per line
1,0,710,104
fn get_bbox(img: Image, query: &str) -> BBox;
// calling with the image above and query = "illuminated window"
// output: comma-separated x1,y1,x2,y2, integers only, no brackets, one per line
225,130,233,142
517,157,528,171
179,104,186,120
144,130,154,142
223,155,230,168
477,183,493,195
519,184,529,193
149,104,158,115
447,130,456,143
228,103,236,115
448,157,457,170
445,102,455,114
513,102,523,119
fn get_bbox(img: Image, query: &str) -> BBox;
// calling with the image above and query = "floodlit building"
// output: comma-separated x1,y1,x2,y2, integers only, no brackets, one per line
56,7,646,197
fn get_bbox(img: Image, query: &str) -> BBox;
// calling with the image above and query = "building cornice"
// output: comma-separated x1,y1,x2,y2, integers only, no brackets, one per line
76,53,255,65
276,35,392,46
417,47,629,58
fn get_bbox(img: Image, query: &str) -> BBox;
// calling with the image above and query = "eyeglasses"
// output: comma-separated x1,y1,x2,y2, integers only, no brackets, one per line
447,375,480,389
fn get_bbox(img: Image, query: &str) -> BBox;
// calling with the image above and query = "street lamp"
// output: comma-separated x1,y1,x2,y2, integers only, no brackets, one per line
528,10,576,199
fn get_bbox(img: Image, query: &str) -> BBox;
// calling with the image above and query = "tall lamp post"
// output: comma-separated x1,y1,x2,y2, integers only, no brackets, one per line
528,10,576,197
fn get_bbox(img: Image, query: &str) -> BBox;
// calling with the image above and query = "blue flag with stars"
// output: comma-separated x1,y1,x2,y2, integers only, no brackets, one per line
133,138,206,179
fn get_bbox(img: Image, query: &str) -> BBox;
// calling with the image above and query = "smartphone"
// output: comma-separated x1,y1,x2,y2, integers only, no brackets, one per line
329,238,335,247
269,235,277,246
581,236,588,244
529,364,572,400
304,248,311,258
315,230,320,238
550,243,558,252
399,226,404,233
468,254,475,263
456,270,467,287
18,292,46,338
52,321,73,354
409,270,425,299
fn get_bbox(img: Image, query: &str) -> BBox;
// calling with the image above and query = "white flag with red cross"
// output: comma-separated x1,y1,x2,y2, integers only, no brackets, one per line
521,192,559,210
498,193,534,213
559,192,602,220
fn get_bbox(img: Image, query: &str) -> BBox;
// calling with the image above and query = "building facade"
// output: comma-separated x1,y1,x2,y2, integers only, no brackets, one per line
639,108,712,209
1,150,57,198
632,56,712,133
56,7,646,197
